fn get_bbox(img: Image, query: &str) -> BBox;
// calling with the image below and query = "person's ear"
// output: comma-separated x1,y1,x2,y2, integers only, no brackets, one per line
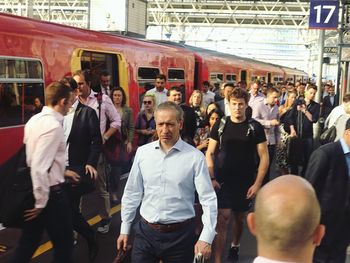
179,120,184,130
312,224,325,246
247,212,257,236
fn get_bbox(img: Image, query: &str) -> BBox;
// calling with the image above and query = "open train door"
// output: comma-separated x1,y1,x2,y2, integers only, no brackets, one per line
71,49,128,100
240,70,247,83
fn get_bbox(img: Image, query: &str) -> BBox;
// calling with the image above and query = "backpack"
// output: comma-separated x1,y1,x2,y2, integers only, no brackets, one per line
319,115,342,145
217,116,257,149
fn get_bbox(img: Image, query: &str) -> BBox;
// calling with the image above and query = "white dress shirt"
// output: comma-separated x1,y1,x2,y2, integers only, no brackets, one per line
121,138,217,244
326,104,346,128
202,90,215,108
224,98,231,116
145,87,168,106
100,84,111,96
24,106,66,208
253,256,297,263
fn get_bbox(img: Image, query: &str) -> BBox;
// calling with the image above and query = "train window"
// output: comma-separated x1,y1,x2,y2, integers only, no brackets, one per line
226,74,237,82
168,69,185,82
210,73,224,82
0,58,44,128
138,67,160,85
80,51,119,90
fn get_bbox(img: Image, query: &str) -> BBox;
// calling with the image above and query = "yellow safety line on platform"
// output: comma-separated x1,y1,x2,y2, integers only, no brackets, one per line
32,204,121,258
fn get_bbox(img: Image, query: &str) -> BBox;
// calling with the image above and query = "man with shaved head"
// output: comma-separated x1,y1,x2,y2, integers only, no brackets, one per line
247,175,325,263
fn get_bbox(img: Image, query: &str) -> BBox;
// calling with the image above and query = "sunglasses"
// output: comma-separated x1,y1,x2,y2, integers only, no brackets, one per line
143,101,152,105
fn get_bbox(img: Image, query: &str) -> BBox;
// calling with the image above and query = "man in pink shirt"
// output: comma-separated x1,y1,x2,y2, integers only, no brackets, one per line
13,81,77,263
73,70,121,234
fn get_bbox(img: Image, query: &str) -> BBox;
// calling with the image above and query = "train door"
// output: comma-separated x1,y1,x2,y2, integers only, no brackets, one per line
240,70,247,83
194,61,199,90
71,49,128,100
267,73,272,84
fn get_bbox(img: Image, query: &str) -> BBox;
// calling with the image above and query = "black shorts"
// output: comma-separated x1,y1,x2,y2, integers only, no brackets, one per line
216,183,252,212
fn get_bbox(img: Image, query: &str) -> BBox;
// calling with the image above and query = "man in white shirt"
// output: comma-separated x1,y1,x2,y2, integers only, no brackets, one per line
326,93,350,128
247,175,325,263
12,81,77,263
201,80,215,108
217,83,234,116
145,74,168,106
117,101,217,262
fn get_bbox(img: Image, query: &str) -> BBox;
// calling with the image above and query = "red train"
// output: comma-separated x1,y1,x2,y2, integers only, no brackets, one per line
0,13,307,176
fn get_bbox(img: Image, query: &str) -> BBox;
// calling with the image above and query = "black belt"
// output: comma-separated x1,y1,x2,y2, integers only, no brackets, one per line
50,183,64,192
141,217,195,233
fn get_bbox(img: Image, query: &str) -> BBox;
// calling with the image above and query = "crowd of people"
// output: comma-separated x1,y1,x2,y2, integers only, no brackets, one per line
12,70,350,263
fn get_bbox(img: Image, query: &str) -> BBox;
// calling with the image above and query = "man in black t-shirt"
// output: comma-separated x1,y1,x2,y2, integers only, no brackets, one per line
206,87,269,263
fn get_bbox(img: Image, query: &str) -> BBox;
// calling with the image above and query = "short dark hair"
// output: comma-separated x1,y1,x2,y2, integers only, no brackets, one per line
229,87,249,104
155,74,167,82
45,81,72,106
224,83,235,89
346,118,350,130
307,84,317,91
202,80,210,86
167,86,182,96
100,70,110,77
110,86,127,107
60,76,78,90
73,69,92,85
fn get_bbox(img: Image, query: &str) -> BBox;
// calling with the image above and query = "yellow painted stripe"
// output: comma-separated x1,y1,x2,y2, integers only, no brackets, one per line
32,204,121,258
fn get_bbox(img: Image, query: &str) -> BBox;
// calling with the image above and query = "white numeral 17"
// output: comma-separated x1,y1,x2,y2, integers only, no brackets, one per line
314,5,336,23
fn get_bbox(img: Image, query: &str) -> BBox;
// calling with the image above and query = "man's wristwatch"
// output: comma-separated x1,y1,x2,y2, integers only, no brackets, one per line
103,135,109,141
211,178,216,181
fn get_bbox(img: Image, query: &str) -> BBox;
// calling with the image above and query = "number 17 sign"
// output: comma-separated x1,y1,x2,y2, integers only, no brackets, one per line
309,0,339,29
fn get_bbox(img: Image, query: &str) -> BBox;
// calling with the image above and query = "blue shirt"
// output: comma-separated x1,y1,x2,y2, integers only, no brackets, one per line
121,138,218,244
339,138,350,177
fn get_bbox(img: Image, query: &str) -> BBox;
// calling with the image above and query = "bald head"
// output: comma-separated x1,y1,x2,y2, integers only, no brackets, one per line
251,175,322,254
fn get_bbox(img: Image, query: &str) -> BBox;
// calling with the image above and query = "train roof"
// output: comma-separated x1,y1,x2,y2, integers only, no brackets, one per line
0,13,194,57
151,40,307,76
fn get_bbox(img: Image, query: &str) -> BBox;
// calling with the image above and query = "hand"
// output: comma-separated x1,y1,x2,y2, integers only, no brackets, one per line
270,119,279,126
246,182,261,199
85,165,97,180
126,142,133,154
212,179,221,191
64,169,80,183
24,207,43,221
290,129,297,137
194,240,211,261
117,234,129,251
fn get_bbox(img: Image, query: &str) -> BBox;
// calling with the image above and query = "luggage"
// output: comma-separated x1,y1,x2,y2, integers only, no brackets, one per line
0,145,34,228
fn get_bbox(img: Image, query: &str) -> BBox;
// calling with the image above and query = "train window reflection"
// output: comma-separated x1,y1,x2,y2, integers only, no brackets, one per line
168,69,184,82
226,74,237,82
0,82,45,128
0,58,42,80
